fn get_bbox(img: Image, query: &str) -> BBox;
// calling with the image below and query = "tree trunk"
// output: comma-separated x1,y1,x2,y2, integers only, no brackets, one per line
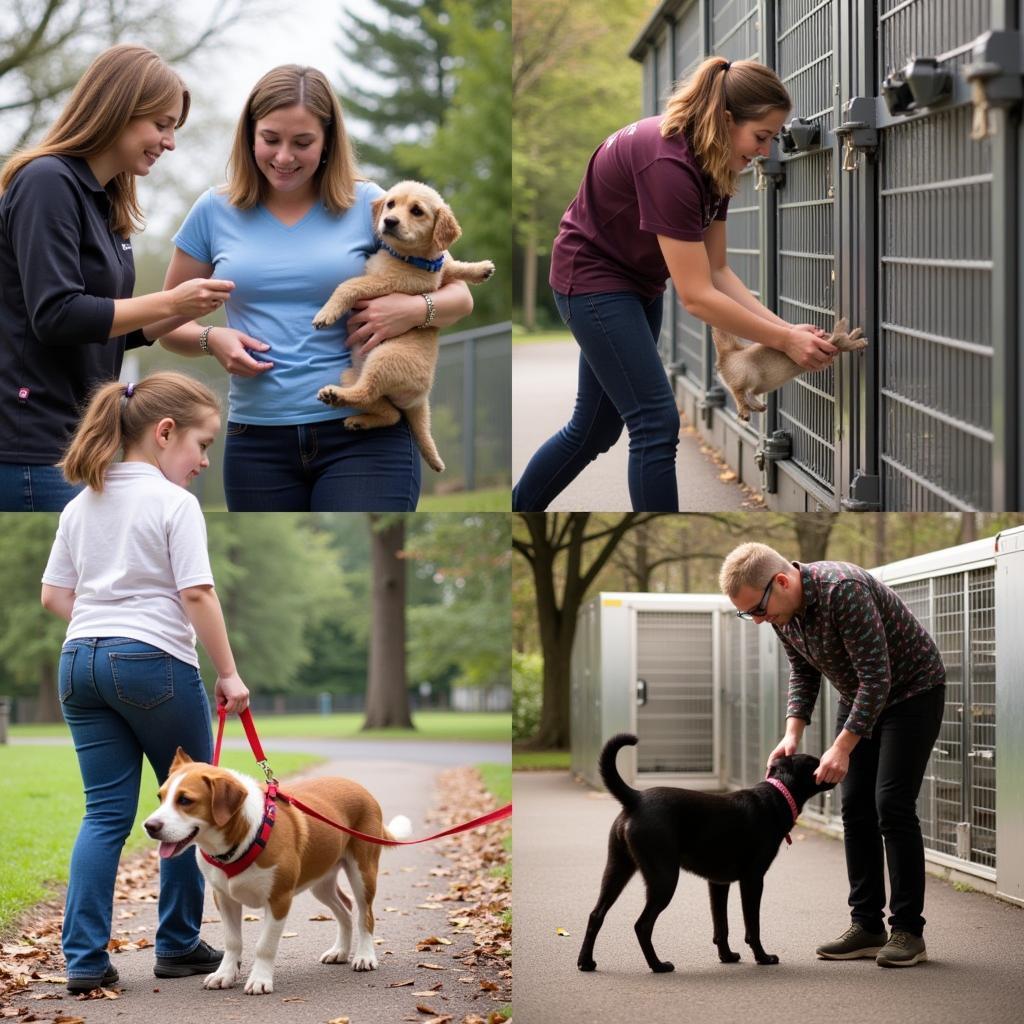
522,230,537,332
362,516,413,730
957,512,977,545
793,513,834,562
36,662,61,723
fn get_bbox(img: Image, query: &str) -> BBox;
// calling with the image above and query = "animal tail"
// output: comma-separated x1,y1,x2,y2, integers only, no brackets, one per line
384,814,413,843
599,733,642,810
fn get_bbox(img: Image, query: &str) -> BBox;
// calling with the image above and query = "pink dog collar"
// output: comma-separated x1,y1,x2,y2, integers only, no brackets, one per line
765,777,798,846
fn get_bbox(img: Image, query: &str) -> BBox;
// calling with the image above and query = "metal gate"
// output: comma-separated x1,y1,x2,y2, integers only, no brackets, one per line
723,615,763,787
634,609,718,775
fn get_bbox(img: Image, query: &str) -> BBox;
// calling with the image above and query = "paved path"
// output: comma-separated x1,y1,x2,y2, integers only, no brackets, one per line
512,339,748,511
513,771,1024,1024
40,744,509,1024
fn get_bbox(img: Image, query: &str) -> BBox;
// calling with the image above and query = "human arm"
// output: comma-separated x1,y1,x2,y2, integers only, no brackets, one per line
40,584,76,622
766,716,806,768
157,248,273,376
346,279,474,354
658,233,837,370
179,584,249,713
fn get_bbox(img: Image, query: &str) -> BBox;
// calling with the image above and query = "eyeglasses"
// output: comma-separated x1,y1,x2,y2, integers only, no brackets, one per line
737,577,774,620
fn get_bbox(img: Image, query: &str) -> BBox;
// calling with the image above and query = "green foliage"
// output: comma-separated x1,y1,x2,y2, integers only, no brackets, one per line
512,650,542,741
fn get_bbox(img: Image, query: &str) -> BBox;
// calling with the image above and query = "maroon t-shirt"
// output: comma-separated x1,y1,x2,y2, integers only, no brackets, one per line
549,116,729,299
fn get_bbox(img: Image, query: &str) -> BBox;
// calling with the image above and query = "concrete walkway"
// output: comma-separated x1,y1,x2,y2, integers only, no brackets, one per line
512,338,749,511
41,742,509,1024
513,771,1024,1024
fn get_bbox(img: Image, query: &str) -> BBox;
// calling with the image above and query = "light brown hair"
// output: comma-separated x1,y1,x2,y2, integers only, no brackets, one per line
0,45,189,238
226,64,359,212
60,372,220,492
719,542,793,598
661,57,790,198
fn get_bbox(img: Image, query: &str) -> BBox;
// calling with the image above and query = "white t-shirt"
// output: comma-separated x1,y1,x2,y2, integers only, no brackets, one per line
42,463,215,668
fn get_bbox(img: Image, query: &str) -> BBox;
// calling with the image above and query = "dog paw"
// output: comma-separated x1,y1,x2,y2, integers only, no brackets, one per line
719,951,741,964
320,947,349,965
755,953,780,966
243,969,274,994
203,968,238,990
651,960,675,973
350,953,378,972
477,261,496,281
342,415,368,431
312,308,339,330
578,957,597,972
317,386,344,407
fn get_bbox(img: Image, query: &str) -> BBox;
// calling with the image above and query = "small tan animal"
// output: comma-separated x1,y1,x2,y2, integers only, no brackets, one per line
712,316,868,420
144,749,411,995
313,180,495,472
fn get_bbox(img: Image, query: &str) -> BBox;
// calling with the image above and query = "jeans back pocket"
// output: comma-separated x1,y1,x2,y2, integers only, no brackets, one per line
109,651,174,709
58,646,77,704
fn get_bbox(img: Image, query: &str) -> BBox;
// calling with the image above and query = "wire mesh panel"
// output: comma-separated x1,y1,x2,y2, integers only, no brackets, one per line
876,0,995,510
723,617,760,787
636,610,716,773
774,0,838,493
967,566,996,867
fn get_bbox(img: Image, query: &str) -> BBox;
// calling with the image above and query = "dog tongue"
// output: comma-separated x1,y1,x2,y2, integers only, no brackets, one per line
159,840,181,859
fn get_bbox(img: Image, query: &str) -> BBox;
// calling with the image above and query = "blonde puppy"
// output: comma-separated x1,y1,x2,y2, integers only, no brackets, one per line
712,316,868,421
313,180,495,472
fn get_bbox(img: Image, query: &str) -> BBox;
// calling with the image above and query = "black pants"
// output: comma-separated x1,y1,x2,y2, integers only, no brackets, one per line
836,685,945,937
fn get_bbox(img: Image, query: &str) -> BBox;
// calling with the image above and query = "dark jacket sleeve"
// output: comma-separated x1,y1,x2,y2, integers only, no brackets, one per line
831,580,892,737
777,629,822,725
5,164,116,345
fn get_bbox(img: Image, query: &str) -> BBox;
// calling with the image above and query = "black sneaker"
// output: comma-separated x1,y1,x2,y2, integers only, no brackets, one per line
816,923,888,959
154,939,224,978
67,964,119,993
876,929,927,967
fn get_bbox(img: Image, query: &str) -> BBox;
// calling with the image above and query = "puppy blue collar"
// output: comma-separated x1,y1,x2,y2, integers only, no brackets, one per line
379,240,444,273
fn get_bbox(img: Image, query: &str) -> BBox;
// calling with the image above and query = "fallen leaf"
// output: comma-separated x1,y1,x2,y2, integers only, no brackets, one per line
417,963,446,971
555,928,569,936
388,979,415,988
479,980,499,991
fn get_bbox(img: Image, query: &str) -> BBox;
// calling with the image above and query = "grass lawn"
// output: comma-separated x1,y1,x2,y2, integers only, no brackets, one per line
11,710,512,745
418,486,510,511
512,328,572,346
512,748,570,771
0,746,322,935
476,762,512,916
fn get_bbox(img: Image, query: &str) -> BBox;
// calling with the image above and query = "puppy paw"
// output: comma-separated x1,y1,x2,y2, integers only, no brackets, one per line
203,966,238,990
651,960,675,973
312,304,345,330
342,415,369,431
476,260,496,281
243,968,274,994
577,957,597,972
320,947,350,965
317,386,345,407
350,953,378,972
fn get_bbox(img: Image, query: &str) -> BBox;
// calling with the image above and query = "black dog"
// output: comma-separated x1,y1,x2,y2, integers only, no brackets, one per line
578,733,835,974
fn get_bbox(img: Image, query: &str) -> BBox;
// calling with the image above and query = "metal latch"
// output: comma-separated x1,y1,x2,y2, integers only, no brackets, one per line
965,29,1024,140
754,430,792,471
882,57,953,116
636,678,648,707
955,822,971,861
780,117,821,153
833,97,878,172
699,383,726,426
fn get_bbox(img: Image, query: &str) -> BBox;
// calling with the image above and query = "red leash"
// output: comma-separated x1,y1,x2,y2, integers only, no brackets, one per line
211,705,512,847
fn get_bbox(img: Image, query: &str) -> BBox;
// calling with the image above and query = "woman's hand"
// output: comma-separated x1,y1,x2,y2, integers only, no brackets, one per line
346,293,425,354
168,277,235,318
215,672,250,715
206,327,274,377
766,734,801,770
782,326,837,371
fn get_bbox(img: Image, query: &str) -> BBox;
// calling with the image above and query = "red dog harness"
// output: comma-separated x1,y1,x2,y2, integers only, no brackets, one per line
201,782,279,879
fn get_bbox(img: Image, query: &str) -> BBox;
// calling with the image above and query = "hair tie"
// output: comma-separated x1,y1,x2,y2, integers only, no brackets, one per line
125,382,136,398
722,61,731,72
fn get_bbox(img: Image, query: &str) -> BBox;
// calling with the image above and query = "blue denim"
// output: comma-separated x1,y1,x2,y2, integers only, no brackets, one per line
0,462,82,510
512,289,679,511
223,417,422,511
58,638,213,979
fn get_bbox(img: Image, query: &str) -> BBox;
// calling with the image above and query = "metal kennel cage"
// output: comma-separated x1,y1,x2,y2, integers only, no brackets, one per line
629,0,1023,510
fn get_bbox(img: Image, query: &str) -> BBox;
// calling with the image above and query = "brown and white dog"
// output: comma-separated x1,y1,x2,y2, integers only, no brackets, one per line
313,179,495,473
143,749,411,995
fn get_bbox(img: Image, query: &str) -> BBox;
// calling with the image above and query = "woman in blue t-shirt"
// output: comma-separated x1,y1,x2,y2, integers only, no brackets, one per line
512,57,838,513
160,65,473,511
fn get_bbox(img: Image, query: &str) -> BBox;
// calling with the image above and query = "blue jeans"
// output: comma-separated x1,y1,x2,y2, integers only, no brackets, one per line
223,418,422,511
0,462,81,510
58,638,213,979
512,289,679,511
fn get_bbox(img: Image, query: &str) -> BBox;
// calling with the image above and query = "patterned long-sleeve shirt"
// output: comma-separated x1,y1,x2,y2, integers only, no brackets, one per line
774,561,945,737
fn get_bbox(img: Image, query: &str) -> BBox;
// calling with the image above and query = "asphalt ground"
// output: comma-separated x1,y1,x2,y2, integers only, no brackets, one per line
513,770,1024,1024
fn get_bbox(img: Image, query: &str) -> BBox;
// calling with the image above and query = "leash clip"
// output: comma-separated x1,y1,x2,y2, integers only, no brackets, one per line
256,758,276,784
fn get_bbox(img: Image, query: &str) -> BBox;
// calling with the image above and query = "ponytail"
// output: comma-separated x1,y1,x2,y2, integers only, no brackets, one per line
60,371,220,491
661,57,791,198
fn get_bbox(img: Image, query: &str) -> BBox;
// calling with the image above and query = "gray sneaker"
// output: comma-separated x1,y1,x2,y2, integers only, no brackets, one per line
876,929,927,967
816,923,888,959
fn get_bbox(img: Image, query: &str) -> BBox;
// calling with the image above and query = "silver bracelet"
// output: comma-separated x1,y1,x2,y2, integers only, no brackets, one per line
418,293,436,329
198,325,213,354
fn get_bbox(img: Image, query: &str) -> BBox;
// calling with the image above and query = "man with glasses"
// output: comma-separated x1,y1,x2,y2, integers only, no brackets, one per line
719,542,945,969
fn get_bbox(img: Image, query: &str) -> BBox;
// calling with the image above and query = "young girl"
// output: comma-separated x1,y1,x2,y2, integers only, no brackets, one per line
0,45,235,511
41,371,249,993
158,64,475,511
512,57,839,513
